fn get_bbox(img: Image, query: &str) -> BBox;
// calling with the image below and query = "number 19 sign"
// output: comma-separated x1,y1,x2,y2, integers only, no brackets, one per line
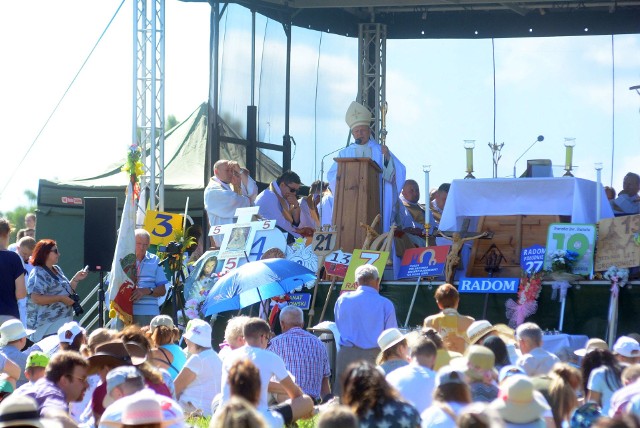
544,223,597,275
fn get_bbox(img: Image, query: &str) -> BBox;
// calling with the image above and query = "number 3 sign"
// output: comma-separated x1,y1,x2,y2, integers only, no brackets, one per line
544,223,597,275
143,210,184,246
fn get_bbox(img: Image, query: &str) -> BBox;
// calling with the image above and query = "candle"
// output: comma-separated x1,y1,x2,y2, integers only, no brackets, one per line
564,138,576,171
423,165,431,228
464,140,475,174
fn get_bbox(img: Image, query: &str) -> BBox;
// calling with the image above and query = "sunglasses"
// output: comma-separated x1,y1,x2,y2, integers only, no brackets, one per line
286,184,299,194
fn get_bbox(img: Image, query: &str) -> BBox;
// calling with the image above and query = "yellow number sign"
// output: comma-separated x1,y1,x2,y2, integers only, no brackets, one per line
340,249,389,292
143,210,184,246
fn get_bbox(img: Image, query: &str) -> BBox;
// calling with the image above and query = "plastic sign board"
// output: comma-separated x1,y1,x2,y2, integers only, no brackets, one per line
520,244,545,274
458,278,520,294
324,250,352,278
312,231,338,256
144,210,184,246
341,249,389,292
544,223,597,275
595,214,640,271
218,219,276,260
287,293,312,310
398,246,449,279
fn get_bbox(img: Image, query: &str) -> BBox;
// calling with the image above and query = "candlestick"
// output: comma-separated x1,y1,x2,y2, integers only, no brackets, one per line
423,165,431,229
464,140,476,179
595,162,603,221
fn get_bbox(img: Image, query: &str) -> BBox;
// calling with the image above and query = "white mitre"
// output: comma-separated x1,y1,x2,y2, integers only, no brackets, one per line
345,101,372,129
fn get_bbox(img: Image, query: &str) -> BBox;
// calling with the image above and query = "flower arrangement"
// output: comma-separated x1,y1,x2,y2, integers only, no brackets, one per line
122,144,144,181
604,265,630,295
505,271,543,328
548,249,579,274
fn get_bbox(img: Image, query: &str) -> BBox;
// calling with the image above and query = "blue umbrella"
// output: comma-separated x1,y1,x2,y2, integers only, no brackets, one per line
202,258,316,316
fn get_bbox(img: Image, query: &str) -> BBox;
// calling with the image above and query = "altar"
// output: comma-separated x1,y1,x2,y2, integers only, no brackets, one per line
440,177,614,232
437,177,614,278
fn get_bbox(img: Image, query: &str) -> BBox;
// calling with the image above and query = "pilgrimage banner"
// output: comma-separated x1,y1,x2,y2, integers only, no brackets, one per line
397,246,449,279
595,214,640,271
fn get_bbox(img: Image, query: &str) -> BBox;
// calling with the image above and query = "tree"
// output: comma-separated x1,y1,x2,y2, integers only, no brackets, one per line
0,190,37,243
166,114,179,131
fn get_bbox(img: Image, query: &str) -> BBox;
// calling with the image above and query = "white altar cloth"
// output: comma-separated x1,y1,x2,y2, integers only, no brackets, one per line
440,177,614,231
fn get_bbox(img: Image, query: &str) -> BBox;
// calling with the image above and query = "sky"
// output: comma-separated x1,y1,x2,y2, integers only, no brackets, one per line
1,0,639,214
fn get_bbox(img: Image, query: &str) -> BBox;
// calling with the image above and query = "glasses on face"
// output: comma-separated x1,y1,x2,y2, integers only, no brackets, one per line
51,248,59,254
67,374,88,384
286,184,299,194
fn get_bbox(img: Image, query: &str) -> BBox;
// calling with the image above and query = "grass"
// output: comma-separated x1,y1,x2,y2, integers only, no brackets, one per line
187,415,318,427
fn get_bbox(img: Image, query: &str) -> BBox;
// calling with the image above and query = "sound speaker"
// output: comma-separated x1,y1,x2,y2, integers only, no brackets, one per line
84,197,117,271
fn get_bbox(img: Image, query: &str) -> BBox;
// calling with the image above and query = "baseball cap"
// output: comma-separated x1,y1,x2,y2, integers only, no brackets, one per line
436,365,466,387
26,351,50,369
613,336,640,358
103,366,144,408
57,321,84,344
499,365,526,383
149,315,174,333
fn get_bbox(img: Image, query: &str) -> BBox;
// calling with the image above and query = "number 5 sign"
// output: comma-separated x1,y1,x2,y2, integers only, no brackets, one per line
143,210,184,246
544,223,597,275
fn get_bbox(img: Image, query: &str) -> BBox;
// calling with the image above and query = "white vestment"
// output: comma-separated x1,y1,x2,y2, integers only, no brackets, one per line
204,176,258,245
327,139,406,232
298,196,320,229
255,181,301,238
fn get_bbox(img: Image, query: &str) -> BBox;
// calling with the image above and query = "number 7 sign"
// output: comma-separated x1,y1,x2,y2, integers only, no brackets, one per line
340,249,389,292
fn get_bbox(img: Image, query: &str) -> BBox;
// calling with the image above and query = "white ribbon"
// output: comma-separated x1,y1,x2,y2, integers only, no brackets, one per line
551,280,571,301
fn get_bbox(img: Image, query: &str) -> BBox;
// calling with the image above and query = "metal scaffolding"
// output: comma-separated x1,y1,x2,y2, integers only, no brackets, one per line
134,0,165,211
357,23,386,141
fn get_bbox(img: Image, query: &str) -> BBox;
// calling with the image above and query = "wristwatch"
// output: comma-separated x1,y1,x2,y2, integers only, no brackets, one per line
148,288,154,296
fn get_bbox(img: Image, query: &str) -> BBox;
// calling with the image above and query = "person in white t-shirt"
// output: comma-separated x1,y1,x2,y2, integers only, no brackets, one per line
174,319,222,417
386,333,437,413
99,366,184,428
421,366,472,428
220,317,313,425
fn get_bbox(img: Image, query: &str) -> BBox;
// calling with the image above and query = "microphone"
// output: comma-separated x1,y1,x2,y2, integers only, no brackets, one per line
513,135,544,178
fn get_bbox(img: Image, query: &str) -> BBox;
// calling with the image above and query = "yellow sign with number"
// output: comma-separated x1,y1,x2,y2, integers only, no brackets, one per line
143,210,184,246
340,249,389,292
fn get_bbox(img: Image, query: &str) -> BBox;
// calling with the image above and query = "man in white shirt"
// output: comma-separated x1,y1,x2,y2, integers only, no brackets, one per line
386,333,437,413
515,322,559,376
204,159,258,247
220,317,313,425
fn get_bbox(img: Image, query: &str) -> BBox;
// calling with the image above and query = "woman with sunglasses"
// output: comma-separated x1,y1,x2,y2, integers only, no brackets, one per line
26,239,88,340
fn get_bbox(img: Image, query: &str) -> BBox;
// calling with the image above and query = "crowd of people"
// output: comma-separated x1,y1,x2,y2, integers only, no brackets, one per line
2,98,640,428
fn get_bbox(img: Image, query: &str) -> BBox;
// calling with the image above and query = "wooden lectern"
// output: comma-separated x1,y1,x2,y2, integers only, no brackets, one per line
332,158,382,253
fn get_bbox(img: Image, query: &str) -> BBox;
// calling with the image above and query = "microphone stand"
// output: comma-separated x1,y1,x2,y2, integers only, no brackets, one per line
512,135,544,178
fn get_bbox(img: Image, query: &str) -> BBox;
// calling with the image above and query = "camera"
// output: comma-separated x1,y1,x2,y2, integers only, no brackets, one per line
70,293,84,316
165,241,182,255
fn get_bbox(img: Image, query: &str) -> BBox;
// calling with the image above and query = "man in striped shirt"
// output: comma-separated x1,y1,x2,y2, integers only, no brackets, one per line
268,306,331,402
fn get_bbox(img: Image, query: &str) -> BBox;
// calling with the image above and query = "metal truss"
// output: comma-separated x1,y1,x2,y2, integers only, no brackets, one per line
134,0,165,211
357,23,386,141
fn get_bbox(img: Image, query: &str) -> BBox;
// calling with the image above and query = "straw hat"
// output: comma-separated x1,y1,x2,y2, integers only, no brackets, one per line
0,395,44,428
345,101,372,130
490,375,550,424
574,338,608,357
466,320,515,345
377,328,406,353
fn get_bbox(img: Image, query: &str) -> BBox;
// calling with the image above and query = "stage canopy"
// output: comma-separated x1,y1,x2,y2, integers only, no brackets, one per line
181,0,640,39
